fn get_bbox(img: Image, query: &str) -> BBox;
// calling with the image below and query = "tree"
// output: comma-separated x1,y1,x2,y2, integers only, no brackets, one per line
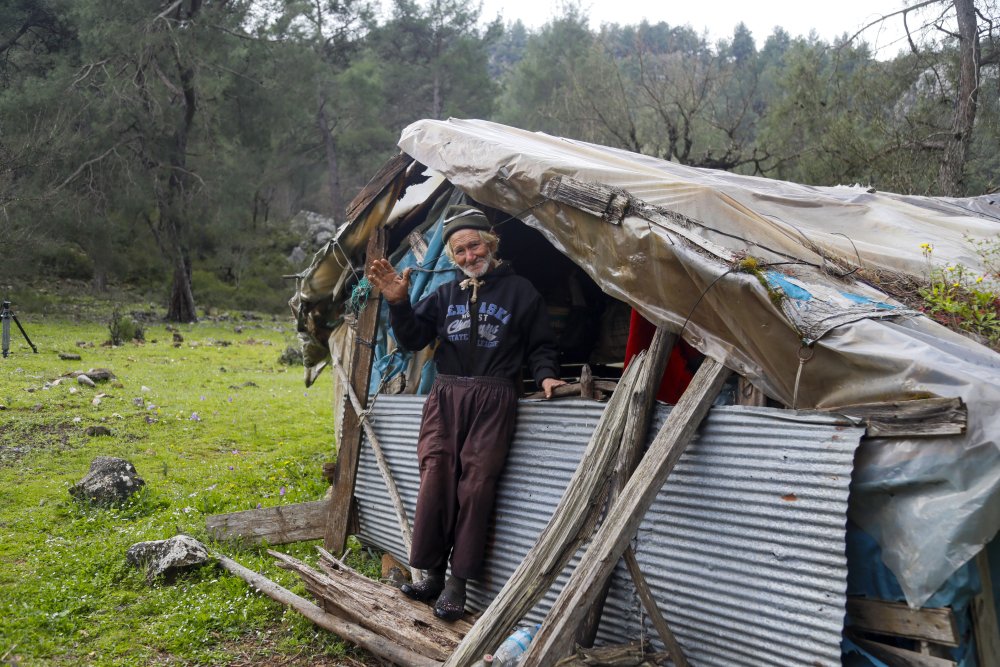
851,0,1000,195
372,0,499,130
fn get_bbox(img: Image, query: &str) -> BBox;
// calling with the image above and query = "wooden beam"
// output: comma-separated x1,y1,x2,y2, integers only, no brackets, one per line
345,152,413,223
520,358,731,666
325,226,387,554
846,598,959,646
206,500,327,545
850,635,957,667
972,548,1000,667
215,552,441,667
825,397,967,438
272,549,469,661
443,355,651,667
576,331,676,649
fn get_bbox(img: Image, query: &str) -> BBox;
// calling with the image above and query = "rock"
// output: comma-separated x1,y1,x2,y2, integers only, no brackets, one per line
126,535,212,581
85,426,112,437
172,332,184,343
69,456,145,506
141,386,151,393
85,368,115,382
77,375,96,388
91,397,101,406
287,246,307,267
278,345,303,366
59,353,82,361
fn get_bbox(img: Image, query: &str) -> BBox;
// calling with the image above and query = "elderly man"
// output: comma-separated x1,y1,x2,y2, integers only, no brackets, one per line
367,204,565,621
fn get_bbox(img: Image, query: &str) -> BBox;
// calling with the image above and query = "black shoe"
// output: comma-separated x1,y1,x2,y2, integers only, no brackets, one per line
400,576,444,602
433,587,466,622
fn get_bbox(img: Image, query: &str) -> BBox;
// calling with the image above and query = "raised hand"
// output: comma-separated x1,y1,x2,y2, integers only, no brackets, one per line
367,258,412,305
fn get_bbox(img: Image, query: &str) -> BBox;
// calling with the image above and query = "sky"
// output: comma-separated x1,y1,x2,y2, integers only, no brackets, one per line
478,0,920,57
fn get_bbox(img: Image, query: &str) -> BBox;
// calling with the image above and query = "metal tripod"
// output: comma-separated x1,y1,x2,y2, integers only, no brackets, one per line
1,300,38,358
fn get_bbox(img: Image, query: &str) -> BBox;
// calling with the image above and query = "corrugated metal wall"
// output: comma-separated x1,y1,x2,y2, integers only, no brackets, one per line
354,396,863,666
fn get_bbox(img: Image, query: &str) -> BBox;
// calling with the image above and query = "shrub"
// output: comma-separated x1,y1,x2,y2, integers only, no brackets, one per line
919,240,1000,350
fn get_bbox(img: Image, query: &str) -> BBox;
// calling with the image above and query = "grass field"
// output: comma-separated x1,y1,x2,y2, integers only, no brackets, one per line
0,302,378,666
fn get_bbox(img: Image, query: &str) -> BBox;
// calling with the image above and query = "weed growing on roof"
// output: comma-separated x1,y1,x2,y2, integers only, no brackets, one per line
0,306,380,665
919,240,1000,349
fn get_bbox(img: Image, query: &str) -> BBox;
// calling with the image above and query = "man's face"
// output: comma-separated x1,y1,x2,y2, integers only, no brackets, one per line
449,229,493,278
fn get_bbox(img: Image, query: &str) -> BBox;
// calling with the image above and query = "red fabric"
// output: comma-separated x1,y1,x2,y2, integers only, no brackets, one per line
624,309,701,404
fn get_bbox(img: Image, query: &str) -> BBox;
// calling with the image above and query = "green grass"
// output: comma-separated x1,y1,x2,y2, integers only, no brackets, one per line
0,305,379,666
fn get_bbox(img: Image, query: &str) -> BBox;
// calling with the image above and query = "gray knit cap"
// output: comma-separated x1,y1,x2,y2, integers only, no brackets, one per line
442,205,491,243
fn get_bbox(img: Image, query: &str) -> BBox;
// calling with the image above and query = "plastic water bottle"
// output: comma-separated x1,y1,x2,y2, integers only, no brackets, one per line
483,624,541,665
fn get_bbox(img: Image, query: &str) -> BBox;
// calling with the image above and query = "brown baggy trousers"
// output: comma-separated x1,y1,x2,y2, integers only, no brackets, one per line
409,374,518,580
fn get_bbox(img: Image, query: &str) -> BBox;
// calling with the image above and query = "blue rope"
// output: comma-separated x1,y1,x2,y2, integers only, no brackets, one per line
349,277,372,318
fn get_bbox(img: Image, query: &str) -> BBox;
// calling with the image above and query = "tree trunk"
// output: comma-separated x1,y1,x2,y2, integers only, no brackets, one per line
317,99,342,217
167,253,197,322
937,0,980,195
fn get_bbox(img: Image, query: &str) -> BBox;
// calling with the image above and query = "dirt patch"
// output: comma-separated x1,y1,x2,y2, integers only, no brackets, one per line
0,420,78,466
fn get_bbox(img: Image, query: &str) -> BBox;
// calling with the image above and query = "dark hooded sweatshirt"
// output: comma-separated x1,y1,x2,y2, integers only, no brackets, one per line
387,262,560,387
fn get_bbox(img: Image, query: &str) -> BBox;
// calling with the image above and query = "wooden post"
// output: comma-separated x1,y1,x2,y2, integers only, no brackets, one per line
325,226,387,553
737,376,767,407
520,358,731,666
443,354,651,667
575,330,675,647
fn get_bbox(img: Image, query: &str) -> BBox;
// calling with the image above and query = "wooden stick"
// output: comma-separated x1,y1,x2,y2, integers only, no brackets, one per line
206,500,328,545
331,352,414,565
215,552,440,667
520,358,731,666
622,548,688,667
443,354,650,667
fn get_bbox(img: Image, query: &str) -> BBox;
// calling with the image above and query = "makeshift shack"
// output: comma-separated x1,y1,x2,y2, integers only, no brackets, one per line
210,118,1000,667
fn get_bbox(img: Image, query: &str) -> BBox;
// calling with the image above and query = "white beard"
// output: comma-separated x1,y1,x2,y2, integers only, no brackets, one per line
460,252,494,279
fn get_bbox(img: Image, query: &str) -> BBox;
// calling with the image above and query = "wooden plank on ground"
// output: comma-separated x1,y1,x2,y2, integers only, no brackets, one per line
520,358,731,667
851,635,957,667
443,355,651,667
216,552,440,667
206,500,327,545
846,598,959,646
325,226,387,554
827,397,966,437
345,152,413,223
272,549,469,661
972,548,1000,667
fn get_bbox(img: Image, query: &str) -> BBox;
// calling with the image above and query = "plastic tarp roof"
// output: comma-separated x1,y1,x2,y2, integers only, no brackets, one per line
298,118,1000,607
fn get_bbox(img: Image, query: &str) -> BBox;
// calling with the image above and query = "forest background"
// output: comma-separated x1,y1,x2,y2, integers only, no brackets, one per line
1,0,998,321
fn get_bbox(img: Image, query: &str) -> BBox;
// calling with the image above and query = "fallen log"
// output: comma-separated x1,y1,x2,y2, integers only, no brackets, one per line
271,548,469,662
215,552,439,667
